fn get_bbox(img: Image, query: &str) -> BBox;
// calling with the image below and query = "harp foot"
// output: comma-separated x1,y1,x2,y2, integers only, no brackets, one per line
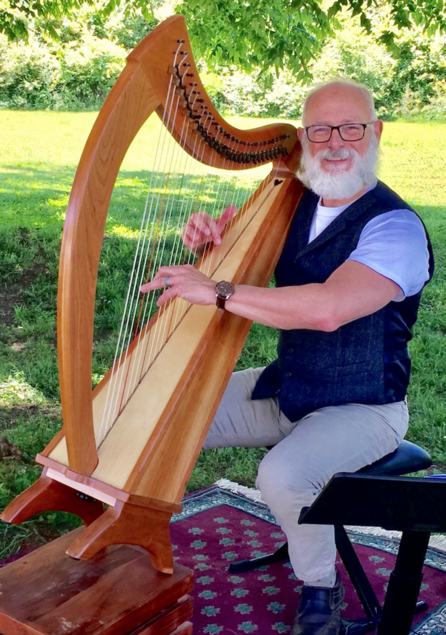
0,473,104,526
66,500,174,574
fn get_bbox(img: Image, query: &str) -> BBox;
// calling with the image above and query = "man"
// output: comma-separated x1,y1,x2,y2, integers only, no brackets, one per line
142,79,433,635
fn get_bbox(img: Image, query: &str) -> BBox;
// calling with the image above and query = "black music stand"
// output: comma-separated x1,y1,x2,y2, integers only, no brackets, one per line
299,473,446,635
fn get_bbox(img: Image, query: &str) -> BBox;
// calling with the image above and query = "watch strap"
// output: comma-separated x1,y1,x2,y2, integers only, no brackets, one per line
216,295,227,310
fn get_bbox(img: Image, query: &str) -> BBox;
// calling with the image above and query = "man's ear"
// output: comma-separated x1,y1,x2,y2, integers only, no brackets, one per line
373,120,383,141
297,128,305,141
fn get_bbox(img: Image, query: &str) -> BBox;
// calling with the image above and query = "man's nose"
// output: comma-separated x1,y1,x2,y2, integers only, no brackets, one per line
328,127,345,147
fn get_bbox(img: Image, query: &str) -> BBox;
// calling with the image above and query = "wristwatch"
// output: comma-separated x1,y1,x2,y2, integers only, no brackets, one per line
215,280,235,310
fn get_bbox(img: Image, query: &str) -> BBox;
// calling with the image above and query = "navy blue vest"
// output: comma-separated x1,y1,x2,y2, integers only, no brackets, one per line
252,181,434,422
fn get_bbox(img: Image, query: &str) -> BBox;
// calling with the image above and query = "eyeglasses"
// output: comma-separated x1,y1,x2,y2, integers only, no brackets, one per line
305,122,375,143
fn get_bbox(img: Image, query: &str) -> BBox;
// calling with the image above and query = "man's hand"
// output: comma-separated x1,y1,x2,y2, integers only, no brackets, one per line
140,264,216,308
182,205,237,252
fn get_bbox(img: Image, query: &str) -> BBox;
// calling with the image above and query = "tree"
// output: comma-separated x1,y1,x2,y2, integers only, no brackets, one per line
1,0,445,78
179,0,446,79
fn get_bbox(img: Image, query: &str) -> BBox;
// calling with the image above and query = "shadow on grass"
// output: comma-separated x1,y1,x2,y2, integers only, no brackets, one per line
0,165,259,231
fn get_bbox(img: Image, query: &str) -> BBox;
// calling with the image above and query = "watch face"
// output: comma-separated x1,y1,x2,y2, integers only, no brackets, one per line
216,281,234,298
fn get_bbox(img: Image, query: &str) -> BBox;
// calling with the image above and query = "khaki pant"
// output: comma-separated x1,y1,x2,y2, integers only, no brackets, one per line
204,368,409,582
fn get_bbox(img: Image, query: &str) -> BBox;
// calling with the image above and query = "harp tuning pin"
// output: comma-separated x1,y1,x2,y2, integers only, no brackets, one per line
186,74,195,78
177,39,186,43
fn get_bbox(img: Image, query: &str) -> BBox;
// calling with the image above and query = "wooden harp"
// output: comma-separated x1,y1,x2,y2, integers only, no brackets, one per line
1,15,304,574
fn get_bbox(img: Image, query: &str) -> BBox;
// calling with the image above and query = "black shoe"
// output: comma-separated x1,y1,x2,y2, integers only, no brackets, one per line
291,572,345,635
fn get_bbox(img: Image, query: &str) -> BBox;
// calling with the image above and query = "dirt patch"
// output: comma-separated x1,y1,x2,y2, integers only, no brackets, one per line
0,286,22,327
426,463,446,475
0,403,61,430
0,258,49,327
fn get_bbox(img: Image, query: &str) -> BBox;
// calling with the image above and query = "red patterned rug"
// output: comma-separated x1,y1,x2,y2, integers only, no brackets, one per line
1,484,446,634
169,485,446,635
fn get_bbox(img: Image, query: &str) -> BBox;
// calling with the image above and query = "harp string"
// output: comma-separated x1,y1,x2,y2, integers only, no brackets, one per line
101,169,273,446
102,156,272,446
99,47,217,443
148,83,209,351
99,160,270,448
192,131,245,278
98,41,186,444
96,168,270,449
97,53,277,447
136,88,211,378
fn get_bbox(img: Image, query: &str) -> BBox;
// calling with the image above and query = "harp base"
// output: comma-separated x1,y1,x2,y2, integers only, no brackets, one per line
0,472,104,526
66,499,174,574
0,527,194,635
1,467,177,574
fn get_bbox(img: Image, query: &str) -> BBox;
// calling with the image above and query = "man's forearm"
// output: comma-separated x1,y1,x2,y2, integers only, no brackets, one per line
224,284,335,331
224,260,400,332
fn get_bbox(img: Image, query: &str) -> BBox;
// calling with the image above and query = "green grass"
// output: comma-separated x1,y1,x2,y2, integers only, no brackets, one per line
0,111,446,554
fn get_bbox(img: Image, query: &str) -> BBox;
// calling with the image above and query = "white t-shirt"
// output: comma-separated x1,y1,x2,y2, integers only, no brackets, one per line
308,185,430,301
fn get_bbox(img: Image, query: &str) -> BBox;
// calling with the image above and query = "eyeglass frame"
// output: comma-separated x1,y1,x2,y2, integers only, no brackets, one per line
304,122,376,143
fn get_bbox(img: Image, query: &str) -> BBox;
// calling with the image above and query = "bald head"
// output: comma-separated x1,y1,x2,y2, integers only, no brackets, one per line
302,80,376,127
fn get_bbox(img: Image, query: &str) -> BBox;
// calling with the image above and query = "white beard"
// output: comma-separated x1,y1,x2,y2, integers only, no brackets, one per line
297,134,380,200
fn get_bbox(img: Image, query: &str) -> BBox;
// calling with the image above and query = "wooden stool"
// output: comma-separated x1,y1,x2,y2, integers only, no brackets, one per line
0,527,194,635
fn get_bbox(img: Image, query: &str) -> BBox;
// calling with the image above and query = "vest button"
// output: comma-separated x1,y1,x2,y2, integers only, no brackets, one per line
285,372,292,377
288,348,294,353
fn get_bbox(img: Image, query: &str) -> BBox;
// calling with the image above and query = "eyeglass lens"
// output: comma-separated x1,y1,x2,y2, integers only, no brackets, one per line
307,124,366,142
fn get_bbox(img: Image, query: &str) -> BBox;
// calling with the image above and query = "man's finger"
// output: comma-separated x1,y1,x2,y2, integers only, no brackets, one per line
207,217,223,245
188,214,212,238
218,205,237,229
156,287,176,307
183,225,208,249
140,275,168,294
